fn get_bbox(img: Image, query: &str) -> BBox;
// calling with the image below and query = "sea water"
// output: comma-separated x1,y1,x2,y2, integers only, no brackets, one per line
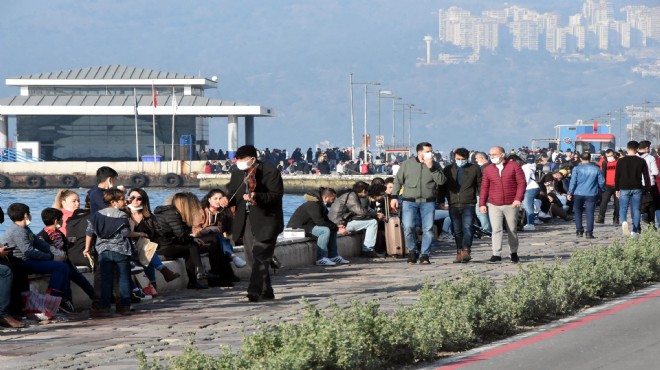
0,188,305,235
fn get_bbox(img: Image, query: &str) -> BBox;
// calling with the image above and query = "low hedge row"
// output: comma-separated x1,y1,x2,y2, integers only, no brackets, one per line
137,229,660,370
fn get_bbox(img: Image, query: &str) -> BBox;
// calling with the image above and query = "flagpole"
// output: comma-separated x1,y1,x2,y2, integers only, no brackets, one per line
171,87,176,162
134,88,140,164
152,81,157,162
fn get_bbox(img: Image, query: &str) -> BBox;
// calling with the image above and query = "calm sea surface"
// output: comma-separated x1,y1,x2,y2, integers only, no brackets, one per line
0,188,305,235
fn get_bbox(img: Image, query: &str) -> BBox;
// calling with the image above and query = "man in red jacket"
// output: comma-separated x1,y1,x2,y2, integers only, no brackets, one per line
479,146,527,263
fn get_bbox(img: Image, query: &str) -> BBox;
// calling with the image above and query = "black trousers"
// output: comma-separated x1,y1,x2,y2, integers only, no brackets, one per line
640,186,658,225
598,185,619,221
0,257,30,316
243,218,276,297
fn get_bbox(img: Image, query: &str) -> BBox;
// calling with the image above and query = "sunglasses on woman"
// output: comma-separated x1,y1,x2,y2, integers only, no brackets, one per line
128,196,143,202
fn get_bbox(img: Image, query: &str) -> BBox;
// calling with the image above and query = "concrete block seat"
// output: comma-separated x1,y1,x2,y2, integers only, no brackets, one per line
26,231,365,310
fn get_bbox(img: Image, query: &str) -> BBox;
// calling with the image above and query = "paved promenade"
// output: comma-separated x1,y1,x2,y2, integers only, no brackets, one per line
1,218,626,370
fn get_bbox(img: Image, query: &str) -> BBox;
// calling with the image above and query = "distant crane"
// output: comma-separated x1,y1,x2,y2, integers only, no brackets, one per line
424,35,433,64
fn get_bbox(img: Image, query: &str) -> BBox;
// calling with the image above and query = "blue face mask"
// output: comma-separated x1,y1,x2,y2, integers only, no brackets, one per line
456,160,467,167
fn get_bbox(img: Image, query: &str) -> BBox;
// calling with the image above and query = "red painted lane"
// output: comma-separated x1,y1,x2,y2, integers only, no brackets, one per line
438,288,660,369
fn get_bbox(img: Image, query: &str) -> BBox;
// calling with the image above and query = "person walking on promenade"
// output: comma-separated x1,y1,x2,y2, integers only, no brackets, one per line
220,145,284,302
567,152,605,239
521,157,541,230
615,141,650,237
479,146,526,264
390,142,446,265
439,148,481,263
596,149,620,225
637,140,659,226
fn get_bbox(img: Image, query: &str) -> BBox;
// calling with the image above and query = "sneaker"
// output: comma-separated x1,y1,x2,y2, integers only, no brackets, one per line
131,288,152,301
407,250,419,264
622,221,630,237
630,232,639,239
576,231,584,237
330,256,350,264
488,255,502,264
142,284,158,297
534,219,544,225
315,257,336,266
510,253,520,264
419,254,431,265
232,256,247,268
440,234,454,241
595,218,604,224
522,224,535,231
59,300,75,314
585,233,595,239
359,250,379,258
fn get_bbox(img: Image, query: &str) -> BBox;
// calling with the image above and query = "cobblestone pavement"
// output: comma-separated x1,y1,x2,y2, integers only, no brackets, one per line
1,218,627,369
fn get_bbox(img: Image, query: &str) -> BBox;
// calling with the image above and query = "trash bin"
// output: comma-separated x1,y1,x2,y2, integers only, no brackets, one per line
141,155,162,162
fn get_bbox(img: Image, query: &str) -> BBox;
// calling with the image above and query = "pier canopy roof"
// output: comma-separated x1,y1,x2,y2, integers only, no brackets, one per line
0,65,274,117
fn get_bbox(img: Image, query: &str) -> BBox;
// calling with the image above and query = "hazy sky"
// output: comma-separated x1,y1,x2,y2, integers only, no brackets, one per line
1,0,658,154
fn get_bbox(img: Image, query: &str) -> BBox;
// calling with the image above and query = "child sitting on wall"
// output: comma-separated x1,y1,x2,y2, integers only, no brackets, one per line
37,208,96,309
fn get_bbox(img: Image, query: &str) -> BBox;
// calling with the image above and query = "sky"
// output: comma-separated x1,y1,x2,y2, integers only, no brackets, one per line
1,0,658,154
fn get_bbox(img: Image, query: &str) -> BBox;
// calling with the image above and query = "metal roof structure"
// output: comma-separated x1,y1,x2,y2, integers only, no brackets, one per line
0,94,273,116
6,65,217,88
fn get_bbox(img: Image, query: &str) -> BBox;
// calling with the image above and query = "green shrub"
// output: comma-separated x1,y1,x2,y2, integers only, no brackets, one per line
138,231,660,370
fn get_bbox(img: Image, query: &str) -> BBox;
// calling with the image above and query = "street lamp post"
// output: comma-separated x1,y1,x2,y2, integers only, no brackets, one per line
409,108,426,150
367,89,393,157
349,75,379,162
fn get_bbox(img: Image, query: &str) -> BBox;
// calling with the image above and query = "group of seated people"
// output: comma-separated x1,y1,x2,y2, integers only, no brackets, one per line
0,166,247,327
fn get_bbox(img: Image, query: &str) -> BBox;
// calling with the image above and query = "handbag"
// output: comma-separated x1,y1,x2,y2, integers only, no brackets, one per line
135,237,159,266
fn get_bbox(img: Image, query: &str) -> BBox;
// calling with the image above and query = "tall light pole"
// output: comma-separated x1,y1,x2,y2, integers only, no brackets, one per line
409,108,427,150
394,102,413,149
368,89,393,156
380,95,400,149
349,78,380,163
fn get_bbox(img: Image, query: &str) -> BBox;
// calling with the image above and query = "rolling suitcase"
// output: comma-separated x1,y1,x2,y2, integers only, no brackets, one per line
384,198,406,258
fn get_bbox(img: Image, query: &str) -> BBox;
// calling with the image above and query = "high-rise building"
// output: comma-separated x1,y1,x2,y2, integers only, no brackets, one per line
511,21,539,51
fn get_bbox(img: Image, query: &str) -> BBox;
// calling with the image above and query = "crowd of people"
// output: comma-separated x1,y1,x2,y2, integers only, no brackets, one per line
2,140,659,328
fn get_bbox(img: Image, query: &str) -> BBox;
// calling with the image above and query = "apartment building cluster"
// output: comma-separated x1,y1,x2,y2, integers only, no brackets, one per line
436,0,659,56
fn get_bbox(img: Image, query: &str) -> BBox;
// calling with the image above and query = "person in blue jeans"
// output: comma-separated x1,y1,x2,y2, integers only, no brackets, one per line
84,189,148,316
0,203,72,315
615,141,651,237
0,258,25,328
390,142,446,265
567,152,605,238
439,147,482,263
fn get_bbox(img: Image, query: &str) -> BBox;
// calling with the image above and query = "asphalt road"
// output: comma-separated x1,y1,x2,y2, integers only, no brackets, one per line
428,285,660,370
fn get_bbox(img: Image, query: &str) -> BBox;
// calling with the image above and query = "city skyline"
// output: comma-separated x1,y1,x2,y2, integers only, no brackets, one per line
424,0,660,70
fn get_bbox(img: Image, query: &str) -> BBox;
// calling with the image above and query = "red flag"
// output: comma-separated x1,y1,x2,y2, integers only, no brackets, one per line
152,82,158,108
593,121,598,132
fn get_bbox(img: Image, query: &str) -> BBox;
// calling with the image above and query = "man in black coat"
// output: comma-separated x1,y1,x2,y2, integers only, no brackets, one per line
287,188,349,266
220,145,284,302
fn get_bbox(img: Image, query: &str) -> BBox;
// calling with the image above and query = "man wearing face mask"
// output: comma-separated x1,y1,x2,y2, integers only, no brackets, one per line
597,149,619,224
390,142,446,265
287,187,350,266
220,145,284,302
479,146,526,264
438,148,482,263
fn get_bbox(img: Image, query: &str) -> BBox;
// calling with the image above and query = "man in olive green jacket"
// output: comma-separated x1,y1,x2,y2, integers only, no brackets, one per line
390,142,446,264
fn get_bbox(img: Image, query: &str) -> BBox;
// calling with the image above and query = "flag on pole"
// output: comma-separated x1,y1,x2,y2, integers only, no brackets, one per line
152,82,158,108
133,88,139,116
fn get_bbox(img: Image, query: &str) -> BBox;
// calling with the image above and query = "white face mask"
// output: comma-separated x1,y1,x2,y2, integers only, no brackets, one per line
128,205,143,211
56,224,61,229
26,219,31,226
236,158,253,171
491,156,503,165
607,156,615,162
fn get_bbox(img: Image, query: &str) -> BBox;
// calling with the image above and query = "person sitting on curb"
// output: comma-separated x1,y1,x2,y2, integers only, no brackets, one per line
329,181,383,258
37,208,97,311
288,187,350,266
0,203,73,315
0,257,25,328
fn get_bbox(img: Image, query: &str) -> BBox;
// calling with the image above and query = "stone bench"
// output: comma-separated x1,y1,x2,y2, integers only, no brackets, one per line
27,231,365,309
